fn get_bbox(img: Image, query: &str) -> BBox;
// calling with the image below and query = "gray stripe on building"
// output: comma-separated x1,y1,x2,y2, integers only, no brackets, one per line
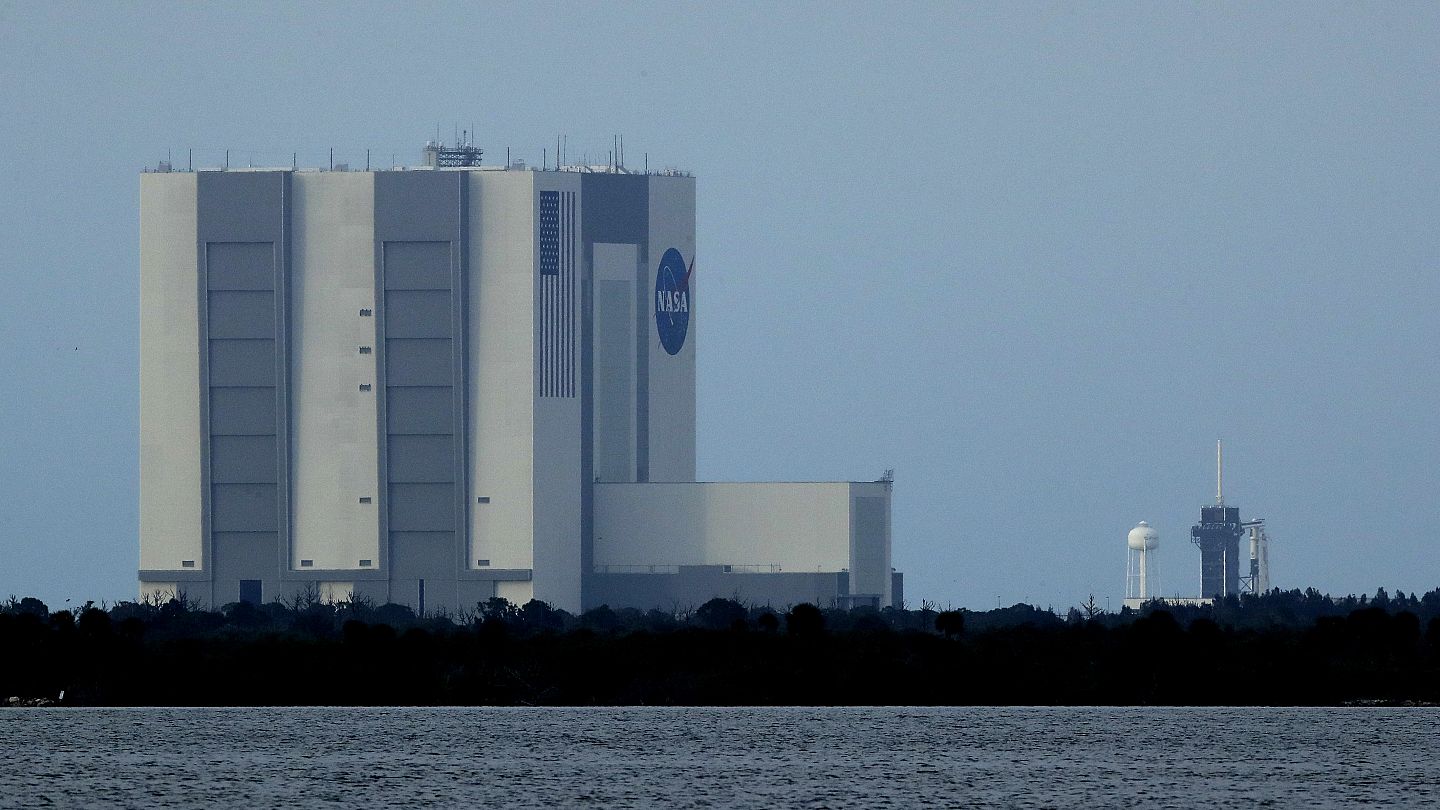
373,171,466,613
579,173,649,608
196,170,290,606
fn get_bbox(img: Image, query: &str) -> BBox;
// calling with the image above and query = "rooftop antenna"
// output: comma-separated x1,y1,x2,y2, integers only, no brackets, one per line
188,148,193,172
1216,439,1224,506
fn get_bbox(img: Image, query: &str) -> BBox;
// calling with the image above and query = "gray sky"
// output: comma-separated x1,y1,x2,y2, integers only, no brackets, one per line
2,2,1437,610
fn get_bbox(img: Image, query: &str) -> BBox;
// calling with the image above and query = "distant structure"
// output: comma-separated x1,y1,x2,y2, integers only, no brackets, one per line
137,139,898,614
1189,440,1246,598
1124,442,1272,609
1123,521,1159,609
422,133,483,167
1241,518,1270,595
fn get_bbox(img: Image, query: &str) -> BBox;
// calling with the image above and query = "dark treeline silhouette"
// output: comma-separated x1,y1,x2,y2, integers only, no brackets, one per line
3,588,1438,706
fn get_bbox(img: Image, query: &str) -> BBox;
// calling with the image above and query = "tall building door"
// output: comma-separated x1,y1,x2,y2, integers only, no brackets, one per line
239,580,262,605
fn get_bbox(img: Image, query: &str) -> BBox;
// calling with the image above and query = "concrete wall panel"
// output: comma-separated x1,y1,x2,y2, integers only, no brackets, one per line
387,483,455,531
373,174,459,241
209,435,278,484
387,434,455,483
389,532,455,575
207,290,276,338
384,290,453,338
594,482,854,572
139,172,202,571
205,242,274,290
386,387,452,434
209,339,276,386
384,339,452,386
496,580,534,606
198,172,286,242
467,172,536,573
213,532,277,603
591,570,848,611
289,172,379,571
387,530,458,614
209,388,276,435
211,483,279,532
382,241,451,290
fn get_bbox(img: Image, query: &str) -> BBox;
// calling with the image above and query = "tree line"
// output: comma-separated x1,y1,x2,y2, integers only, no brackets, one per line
2,587,1438,706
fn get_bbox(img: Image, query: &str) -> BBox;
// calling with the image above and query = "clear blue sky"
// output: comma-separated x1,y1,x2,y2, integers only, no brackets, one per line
2,2,1437,610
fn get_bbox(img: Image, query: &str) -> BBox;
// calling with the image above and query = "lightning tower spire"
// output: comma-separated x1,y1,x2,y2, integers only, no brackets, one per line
1216,439,1224,507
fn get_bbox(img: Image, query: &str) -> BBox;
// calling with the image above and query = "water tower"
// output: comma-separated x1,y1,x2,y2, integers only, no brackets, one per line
1126,521,1159,606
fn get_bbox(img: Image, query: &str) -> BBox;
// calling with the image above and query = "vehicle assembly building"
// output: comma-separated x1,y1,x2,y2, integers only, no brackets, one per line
139,142,897,615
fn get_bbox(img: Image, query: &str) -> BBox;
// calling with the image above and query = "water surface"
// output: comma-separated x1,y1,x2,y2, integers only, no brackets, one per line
2,707,1434,807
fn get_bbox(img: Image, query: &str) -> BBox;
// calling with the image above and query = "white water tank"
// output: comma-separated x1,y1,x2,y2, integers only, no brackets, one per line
1128,521,1159,550
1126,521,1160,604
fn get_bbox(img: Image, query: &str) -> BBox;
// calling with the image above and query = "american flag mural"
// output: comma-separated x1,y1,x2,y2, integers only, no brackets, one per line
538,190,576,397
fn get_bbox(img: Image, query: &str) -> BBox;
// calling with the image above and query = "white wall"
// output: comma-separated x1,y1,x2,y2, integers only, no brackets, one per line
594,482,855,572
467,172,535,572
530,172,584,612
139,173,203,572
137,582,179,602
644,176,696,482
289,173,379,570
318,581,355,604
496,580,533,606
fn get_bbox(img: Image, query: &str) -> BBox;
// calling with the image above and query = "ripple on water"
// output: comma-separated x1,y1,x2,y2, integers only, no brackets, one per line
1,707,1437,808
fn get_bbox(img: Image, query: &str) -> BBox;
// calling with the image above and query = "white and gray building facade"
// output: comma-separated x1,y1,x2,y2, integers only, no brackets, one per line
139,157,897,614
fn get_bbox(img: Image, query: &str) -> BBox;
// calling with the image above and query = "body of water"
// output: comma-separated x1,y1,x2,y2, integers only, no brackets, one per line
1,706,1434,807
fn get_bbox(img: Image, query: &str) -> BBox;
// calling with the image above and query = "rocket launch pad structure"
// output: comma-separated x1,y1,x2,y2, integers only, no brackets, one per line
1190,441,1244,598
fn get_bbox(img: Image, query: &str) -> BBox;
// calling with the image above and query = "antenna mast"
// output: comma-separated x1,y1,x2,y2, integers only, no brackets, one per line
1216,439,1224,506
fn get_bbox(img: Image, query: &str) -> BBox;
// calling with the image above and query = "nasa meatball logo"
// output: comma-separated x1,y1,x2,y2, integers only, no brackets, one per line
654,247,692,355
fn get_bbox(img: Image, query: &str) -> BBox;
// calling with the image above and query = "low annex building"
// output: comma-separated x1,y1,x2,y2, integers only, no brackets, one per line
138,143,898,614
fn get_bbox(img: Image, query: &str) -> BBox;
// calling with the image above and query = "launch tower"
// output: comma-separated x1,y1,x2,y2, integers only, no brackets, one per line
1191,441,1243,598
